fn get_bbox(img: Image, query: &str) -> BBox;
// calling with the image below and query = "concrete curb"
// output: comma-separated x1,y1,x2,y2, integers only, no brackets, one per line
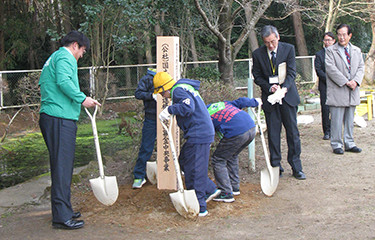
0,166,87,216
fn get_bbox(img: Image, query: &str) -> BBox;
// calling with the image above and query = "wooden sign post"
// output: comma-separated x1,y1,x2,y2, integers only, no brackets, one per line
156,36,180,190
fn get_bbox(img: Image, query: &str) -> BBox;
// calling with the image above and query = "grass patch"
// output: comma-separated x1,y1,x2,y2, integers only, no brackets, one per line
0,117,139,189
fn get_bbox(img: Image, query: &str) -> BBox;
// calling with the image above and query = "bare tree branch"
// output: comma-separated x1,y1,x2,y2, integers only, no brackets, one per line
194,0,226,43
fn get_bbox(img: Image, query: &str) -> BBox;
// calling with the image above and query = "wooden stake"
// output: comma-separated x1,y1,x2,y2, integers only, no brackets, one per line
156,36,180,190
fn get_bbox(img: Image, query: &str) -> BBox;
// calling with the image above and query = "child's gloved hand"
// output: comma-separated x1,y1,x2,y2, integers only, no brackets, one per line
255,98,262,106
159,107,171,121
152,93,158,102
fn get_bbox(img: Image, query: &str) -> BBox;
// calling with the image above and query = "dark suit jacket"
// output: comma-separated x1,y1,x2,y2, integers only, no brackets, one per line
252,42,300,112
314,48,327,92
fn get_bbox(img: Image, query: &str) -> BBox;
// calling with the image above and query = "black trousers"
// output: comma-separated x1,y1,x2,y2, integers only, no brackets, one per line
319,87,331,135
264,103,302,173
39,113,77,223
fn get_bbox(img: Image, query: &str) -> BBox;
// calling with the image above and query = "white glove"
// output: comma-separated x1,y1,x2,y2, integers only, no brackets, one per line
159,107,171,121
267,87,287,105
152,93,158,102
255,98,262,106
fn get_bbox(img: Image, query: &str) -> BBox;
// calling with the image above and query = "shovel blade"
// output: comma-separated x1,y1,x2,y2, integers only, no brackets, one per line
169,189,199,219
146,161,157,185
260,166,279,196
90,176,119,206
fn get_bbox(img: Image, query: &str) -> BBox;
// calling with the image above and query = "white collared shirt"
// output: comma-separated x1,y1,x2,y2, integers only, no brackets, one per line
63,47,74,56
268,46,278,59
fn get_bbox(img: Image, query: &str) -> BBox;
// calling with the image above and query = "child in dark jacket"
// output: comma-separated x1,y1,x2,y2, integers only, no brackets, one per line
132,68,157,188
154,72,220,217
207,97,260,202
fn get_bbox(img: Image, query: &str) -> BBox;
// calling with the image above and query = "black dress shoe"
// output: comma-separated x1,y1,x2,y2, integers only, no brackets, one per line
333,148,344,154
52,219,84,230
345,146,362,153
323,133,330,140
72,211,81,219
293,171,306,180
279,170,284,177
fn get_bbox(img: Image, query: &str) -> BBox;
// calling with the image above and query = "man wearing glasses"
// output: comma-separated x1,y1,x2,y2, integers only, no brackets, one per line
314,32,336,140
325,24,364,155
252,25,305,180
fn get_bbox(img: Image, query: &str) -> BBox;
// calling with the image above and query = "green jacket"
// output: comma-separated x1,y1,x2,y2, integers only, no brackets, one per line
39,47,86,120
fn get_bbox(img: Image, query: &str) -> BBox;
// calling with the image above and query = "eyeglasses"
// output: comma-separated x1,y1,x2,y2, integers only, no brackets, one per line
323,39,334,42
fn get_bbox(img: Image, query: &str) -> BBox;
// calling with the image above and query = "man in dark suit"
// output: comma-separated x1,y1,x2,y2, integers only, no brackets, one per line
252,25,305,180
314,32,336,140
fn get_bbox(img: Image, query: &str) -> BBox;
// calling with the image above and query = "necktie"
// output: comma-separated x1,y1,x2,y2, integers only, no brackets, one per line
344,47,350,65
271,51,276,67
271,51,276,74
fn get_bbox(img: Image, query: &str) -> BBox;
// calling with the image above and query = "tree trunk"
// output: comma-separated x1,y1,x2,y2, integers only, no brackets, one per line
189,30,199,67
248,29,259,57
62,0,71,33
145,31,153,64
292,8,311,81
325,0,341,32
244,4,259,57
124,50,132,94
0,0,5,70
155,11,164,36
364,14,375,85
217,0,234,83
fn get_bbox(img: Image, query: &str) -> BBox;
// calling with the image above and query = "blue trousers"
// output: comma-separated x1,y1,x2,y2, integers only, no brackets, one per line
179,142,217,213
39,113,76,223
212,127,256,194
133,118,157,179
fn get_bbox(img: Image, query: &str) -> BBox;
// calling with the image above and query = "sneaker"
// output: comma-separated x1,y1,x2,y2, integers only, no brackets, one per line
232,188,240,196
132,178,146,189
205,189,221,203
198,210,208,217
213,192,235,203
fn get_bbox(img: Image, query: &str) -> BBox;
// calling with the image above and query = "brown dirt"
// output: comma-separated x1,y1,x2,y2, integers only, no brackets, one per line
1,110,375,239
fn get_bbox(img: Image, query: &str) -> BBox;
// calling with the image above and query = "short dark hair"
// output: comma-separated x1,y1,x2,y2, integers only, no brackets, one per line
323,32,335,40
336,24,352,35
60,31,90,51
260,25,279,39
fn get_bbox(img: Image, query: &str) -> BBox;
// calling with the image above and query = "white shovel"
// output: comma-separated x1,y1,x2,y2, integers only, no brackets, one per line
250,106,279,196
85,106,119,206
146,161,157,185
160,116,199,218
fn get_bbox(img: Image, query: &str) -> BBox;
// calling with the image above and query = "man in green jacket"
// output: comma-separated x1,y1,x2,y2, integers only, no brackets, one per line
39,31,100,230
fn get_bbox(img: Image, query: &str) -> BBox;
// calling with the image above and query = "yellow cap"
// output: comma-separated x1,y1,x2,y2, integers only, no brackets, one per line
153,72,176,94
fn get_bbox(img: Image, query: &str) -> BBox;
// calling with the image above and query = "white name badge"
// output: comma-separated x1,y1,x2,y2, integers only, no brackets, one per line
269,76,279,84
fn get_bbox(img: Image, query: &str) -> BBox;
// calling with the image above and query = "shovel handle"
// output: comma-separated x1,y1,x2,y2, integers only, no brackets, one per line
160,117,185,193
250,107,272,171
85,106,105,178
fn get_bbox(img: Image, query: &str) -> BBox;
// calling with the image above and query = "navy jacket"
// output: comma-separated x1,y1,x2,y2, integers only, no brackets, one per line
207,98,258,139
252,42,300,112
314,48,327,92
134,69,157,120
168,79,215,144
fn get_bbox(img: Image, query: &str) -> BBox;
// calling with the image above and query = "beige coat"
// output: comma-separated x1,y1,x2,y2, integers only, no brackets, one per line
325,42,364,107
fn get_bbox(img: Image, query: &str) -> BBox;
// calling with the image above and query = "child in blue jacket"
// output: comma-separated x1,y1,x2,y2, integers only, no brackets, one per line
154,72,220,217
132,68,157,188
207,97,260,202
